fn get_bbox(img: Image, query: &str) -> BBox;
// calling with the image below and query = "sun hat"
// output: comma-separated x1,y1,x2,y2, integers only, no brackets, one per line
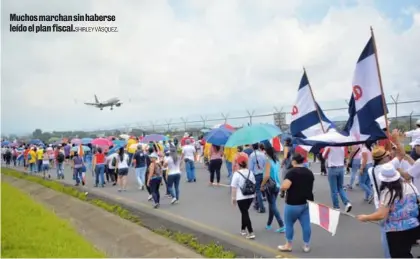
372,146,390,161
378,162,401,183
409,137,420,147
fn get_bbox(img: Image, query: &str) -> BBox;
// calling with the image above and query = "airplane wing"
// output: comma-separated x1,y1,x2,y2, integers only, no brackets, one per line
84,102,98,106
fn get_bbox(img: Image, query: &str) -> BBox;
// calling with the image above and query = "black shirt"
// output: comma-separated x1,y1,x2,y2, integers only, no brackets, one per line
133,151,147,168
284,167,314,205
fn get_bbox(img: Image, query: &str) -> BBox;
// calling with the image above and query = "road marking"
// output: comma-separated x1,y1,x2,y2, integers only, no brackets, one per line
93,188,295,258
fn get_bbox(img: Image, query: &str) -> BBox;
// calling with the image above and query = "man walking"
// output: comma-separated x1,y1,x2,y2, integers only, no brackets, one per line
248,143,266,213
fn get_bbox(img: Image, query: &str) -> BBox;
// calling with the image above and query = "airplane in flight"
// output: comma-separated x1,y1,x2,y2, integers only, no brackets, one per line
84,95,122,110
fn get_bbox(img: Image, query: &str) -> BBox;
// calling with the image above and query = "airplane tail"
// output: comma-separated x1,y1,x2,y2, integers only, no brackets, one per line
94,95,99,103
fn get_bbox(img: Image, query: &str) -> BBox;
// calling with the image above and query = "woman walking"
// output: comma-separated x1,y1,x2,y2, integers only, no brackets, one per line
357,163,420,258
147,153,162,208
261,142,285,233
92,147,105,187
231,154,256,239
116,147,130,192
278,153,314,253
164,146,182,204
209,145,223,186
42,151,51,179
72,151,84,186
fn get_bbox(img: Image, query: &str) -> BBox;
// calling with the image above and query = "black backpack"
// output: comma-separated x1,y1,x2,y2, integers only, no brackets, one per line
57,152,65,163
238,170,256,196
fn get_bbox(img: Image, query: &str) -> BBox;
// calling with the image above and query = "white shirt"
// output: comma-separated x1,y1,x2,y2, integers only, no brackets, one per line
106,153,118,169
182,145,195,161
116,154,129,169
391,157,411,172
406,128,420,142
323,147,345,167
166,156,181,175
408,159,420,193
368,162,395,209
230,169,256,201
361,146,373,165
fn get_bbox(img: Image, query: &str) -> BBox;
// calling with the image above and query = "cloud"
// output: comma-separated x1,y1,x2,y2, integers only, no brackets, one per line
1,0,420,135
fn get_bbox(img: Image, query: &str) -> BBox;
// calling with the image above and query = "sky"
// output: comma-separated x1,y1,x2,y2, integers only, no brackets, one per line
1,0,420,135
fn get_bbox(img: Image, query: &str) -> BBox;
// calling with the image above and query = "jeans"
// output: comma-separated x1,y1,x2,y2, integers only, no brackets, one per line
95,164,105,185
162,170,170,195
135,167,147,187
284,204,311,244
254,174,265,211
359,164,373,199
167,173,181,200
185,159,196,182
37,159,42,172
74,167,83,184
327,166,350,209
266,188,284,227
350,159,361,187
225,160,233,178
29,162,36,172
150,177,162,204
56,162,64,178
380,222,391,258
128,153,134,166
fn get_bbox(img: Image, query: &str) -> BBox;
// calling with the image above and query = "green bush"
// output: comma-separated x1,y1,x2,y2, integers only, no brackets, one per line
1,168,235,258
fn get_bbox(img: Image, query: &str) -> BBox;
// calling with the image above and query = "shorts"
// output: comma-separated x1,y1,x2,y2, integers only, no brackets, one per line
42,164,50,171
118,168,129,176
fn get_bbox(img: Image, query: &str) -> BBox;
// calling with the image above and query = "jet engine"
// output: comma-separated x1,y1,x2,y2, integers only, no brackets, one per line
116,103,122,107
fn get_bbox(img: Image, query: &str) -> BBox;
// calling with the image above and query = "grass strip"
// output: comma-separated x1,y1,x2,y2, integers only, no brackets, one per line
1,168,236,258
1,181,105,258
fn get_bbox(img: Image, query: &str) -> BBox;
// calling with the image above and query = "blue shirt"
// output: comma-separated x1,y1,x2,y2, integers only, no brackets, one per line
243,148,253,156
248,150,266,175
269,159,281,188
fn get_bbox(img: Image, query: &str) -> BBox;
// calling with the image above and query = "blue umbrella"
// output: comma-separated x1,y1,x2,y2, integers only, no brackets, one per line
204,127,233,146
225,124,282,147
141,134,167,143
81,138,93,145
113,140,127,146
108,144,125,155
2,140,10,146
29,139,42,145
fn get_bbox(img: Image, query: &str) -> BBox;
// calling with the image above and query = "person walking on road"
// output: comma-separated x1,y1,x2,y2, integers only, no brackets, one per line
105,150,118,186
116,147,129,192
72,151,84,186
181,139,197,182
279,153,314,253
231,154,256,239
133,144,147,190
147,153,162,208
92,147,106,188
359,144,374,203
261,142,286,233
163,146,182,204
322,146,352,212
208,144,223,186
248,143,266,213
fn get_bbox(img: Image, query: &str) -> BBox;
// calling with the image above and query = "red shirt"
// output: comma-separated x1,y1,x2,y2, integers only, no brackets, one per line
272,137,281,152
295,146,308,163
95,153,105,164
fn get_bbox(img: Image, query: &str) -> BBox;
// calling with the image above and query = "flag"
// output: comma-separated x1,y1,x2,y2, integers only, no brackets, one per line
290,71,333,139
294,34,387,151
308,201,340,236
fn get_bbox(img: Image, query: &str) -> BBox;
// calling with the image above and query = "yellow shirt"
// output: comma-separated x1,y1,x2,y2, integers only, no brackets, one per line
224,147,237,162
36,149,44,160
29,150,36,163
204,143,212,158
127,139,137,154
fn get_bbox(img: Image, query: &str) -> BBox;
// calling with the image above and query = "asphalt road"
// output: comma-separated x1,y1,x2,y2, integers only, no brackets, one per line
20,161,420,258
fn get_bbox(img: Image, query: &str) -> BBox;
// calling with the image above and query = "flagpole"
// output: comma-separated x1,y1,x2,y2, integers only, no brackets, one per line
303,67,326,133
370,27,390,138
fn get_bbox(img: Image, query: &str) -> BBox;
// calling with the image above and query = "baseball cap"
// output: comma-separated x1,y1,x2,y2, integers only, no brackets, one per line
236,153,248,165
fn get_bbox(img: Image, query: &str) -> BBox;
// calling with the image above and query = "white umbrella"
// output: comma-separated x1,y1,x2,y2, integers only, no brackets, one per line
119,134,130,140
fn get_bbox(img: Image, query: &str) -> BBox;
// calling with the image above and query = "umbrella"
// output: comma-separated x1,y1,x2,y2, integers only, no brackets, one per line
113,140,127,146
2,140,10,146
213,123,235,131
81,138,93,144
200,128,211,133
92,138,112,146
71,145,91,152
119,134,130,140
108,144,125,155
204,127,233,146
141,134,167,143
29,139,42,145
71,138,82,145
225,124,282,148
107,136,116,140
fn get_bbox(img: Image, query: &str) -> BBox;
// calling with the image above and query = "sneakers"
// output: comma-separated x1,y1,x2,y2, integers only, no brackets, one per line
240,230,247,236
153,203,160,209
171,198,177,204
148,195,153,201
302,245,311,253
345,202,352,213
275,227,286,233
246,233,255,239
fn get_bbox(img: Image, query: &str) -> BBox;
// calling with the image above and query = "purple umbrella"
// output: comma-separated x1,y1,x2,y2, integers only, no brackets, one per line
71,138,82,145
141,134,167,143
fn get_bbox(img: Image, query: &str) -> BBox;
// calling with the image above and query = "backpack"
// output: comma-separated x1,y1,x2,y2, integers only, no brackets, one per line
57,152,65,163
238,170,256,196
111,156,117,167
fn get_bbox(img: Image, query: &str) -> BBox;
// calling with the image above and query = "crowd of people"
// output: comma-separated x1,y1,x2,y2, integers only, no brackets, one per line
2,120,420,257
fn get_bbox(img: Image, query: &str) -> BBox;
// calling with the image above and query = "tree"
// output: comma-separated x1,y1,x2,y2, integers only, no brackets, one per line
32,129,43,139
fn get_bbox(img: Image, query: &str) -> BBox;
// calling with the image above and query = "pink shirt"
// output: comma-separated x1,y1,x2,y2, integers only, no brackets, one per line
210,146,223,160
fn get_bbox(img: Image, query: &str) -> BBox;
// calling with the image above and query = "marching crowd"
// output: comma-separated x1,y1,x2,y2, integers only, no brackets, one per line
2,120,420,257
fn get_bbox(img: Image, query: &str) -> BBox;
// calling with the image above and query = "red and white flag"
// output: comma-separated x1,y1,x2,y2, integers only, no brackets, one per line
308,201,340,236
